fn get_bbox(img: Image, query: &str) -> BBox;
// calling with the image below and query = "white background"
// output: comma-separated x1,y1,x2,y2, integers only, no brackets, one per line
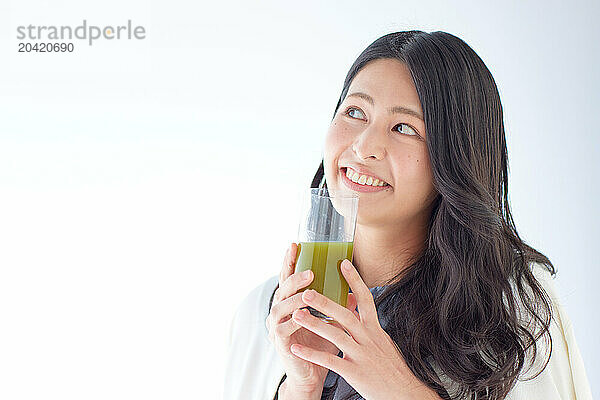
0,0,598,398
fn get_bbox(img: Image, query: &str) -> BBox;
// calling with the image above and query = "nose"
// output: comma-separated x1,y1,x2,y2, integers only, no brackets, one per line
351,125,387,160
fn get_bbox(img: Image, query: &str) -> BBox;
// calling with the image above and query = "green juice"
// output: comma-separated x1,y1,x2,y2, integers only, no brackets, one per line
294,241,354,311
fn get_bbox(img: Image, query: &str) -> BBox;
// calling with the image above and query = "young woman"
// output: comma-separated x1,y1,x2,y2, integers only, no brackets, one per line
224,31,592,400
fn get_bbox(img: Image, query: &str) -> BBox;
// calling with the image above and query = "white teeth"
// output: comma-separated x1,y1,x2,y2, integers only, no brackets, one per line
344,168,388,187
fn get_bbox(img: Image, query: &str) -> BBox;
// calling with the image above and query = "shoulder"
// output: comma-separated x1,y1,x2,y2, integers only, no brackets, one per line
430,262,593,400
529,262,558,301
224,275,285,400
505,261,593,399
232,274,279,331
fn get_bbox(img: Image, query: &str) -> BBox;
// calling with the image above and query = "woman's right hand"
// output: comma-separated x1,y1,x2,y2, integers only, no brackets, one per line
265,243,358,395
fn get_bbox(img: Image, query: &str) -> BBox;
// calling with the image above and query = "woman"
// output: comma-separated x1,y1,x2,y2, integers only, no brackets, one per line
224,31,592,400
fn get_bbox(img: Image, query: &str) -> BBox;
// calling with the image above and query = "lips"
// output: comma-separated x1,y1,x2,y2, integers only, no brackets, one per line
340,167,392,193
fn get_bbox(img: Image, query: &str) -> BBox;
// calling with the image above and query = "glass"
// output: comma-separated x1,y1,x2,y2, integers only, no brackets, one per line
294,187,359,323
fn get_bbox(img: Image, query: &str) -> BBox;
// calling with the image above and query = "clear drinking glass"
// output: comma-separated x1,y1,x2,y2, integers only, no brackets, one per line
294,187,359,323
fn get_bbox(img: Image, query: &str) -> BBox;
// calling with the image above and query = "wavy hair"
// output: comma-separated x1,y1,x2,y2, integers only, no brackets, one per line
270,30,556,400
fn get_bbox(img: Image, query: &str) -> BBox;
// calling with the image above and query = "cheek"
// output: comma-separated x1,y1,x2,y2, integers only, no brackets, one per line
394,149,435,193
325,121,350,148
324,122,352,169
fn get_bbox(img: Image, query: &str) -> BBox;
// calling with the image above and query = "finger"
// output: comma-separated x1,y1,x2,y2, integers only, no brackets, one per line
332,294,359,335
292,308,358,355
341,259,379,327
280,243,299,285
330,294,359,332
346,293,359,320
301,289,369,345
290,342,349,378
278,268,313,302
273,316,302,341
279,245,291,286
269,292,309,325
291,242,298,264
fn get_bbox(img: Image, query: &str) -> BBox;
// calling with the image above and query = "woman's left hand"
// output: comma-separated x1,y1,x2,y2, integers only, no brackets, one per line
290,259,442,400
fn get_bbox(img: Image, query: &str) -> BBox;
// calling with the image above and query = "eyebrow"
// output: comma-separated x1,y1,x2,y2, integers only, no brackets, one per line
346,91,424,121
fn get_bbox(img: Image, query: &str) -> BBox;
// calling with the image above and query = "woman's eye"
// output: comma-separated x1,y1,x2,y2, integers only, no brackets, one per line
345,107,365,120
393,123,419,137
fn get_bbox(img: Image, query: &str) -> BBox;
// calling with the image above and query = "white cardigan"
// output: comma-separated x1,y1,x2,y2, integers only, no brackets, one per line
223,263,593,400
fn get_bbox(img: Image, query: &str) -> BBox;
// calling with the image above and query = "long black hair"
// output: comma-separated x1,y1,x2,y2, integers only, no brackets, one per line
271,30,555,400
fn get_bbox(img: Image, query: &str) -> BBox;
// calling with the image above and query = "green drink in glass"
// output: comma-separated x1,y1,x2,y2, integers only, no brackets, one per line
294,188,359,323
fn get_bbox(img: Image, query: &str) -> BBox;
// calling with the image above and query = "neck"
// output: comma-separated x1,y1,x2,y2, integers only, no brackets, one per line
352,217,429,289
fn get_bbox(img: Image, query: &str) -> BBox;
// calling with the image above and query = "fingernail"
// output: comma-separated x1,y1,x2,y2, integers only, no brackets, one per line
302,270,312,279
342,260,351,271
304,290,315,300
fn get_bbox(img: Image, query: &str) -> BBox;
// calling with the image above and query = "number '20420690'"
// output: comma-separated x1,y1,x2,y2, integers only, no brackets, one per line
18,42,74,52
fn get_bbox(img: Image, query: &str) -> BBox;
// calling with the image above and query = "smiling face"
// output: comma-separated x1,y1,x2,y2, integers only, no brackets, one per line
324,58,438,229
